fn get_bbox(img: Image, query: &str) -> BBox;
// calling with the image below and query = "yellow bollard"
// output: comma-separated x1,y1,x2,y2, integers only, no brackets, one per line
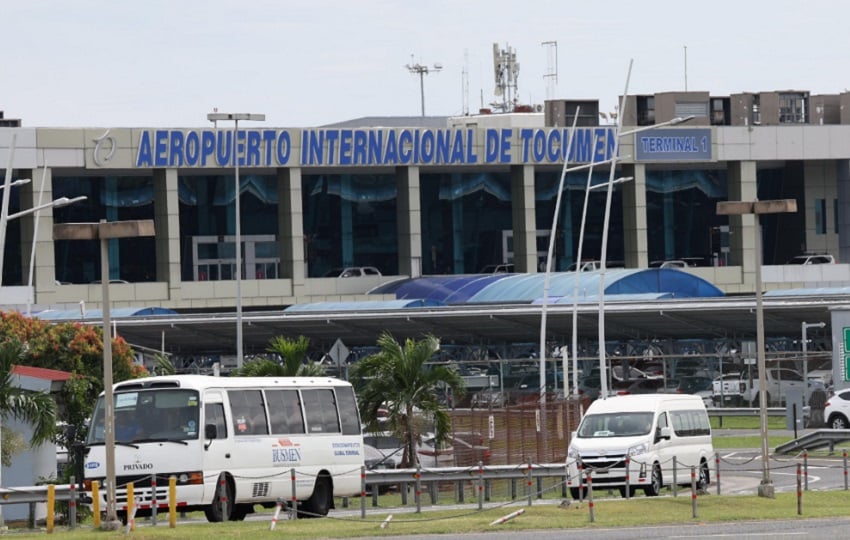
127,483,134,531
169,476,177,528
92,481,101,528
46,484,55,533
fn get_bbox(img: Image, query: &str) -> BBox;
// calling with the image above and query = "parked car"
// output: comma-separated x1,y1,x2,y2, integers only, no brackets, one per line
675,375,714,407
786,253,836,265
363,432,405,468
470,388,507,408
479,263,514,274
825,388,850,429
323,266,382,277
418,434,454,467
363,443,397,494
712,372,745,406
612,378,666,396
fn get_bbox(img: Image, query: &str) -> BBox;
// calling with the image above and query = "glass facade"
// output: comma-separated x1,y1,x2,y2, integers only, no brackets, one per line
178,174,279,281
645,169,727,265
302,174,398,277
535,170,624,270
0,177,22,285
53,175,156,284
420,171,513,274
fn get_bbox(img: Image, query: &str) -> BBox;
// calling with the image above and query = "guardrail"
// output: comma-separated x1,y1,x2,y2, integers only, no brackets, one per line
0,484,78,505
707,407,786,417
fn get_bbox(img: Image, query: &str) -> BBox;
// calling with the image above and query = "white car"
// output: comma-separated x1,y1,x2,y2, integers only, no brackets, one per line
825,389,850,429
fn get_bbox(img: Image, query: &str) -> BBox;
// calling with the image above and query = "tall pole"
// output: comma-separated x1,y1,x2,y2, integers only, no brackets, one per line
233,118,243,369
100,220,119,526
598,59,633,399
752,215,774,497
717,198,796,498
26,165,48,316
801,321,825,406
418,72,426,117
207,112,265,370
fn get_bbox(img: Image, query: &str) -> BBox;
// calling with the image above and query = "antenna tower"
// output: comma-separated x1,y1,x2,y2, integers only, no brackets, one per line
491,43,519,112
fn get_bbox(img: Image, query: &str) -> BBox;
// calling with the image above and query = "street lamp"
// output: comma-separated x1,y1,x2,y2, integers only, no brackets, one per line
801,321,825,404
206,112,266,370
53,219,155,529
717,198,797,498
405,56,442,117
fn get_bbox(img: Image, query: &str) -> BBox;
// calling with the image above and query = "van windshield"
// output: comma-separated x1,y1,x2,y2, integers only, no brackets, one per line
576,412,653,438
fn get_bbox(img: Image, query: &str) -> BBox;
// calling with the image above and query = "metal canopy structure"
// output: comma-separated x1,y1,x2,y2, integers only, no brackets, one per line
76,293,844,355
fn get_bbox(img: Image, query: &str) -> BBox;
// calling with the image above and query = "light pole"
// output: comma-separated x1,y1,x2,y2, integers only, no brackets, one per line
405,57,442,117
206,112,266,370
717,198,797,498
53,219,155,529
802,321,825,405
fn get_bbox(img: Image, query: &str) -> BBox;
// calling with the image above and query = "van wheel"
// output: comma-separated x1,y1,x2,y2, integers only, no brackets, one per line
570,486,586,500
204,475,234,522
697,460,710,490
644,463,662,497
618,485,635,498
300,474,332,517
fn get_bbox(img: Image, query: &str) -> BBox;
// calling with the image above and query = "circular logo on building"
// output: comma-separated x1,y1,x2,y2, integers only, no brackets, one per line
92,129,116,166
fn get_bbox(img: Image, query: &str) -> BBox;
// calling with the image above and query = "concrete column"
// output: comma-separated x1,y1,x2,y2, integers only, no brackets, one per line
621,163,648,268
153,169,182,300
837,160,850,264
726,161,758,279
19,167,58,300
511,165,537,273
396,166,422,277
277,167,305,285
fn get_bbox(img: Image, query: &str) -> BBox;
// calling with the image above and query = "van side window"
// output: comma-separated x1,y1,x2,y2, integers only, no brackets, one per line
670,409,710,437
335,386,361,436
656,412,668,440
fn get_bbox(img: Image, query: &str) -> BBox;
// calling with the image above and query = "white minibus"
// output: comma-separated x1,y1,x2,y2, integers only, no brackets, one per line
84,375,363,521
566,393,713,499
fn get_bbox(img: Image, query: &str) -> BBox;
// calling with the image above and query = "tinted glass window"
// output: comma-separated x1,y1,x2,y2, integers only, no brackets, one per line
301,389,341,434
266,389,305,434
335,386,361,435
670,409,710,437
229,390,269,436
205,402,228,439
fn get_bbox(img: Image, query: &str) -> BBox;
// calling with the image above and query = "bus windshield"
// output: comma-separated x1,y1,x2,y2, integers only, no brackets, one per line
87,389,201,445
576,412,654,438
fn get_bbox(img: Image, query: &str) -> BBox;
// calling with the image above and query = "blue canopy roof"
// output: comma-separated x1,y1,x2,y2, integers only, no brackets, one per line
375,269,723,305
35,306,178,320
284,299,445,312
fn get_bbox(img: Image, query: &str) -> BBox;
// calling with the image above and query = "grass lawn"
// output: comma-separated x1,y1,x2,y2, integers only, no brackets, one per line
19,491,850,539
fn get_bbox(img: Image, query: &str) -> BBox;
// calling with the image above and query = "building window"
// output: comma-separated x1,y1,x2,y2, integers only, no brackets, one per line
835,199,840,234
815,199,826,234
779,92,808,124
752,96,761,125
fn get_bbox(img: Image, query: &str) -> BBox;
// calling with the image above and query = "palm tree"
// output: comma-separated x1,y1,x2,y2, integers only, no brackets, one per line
351,332,465,467
232,335,325,377
0,339,58,465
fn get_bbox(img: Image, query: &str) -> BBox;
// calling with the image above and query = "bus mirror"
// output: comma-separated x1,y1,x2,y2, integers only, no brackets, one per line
205,424,218,440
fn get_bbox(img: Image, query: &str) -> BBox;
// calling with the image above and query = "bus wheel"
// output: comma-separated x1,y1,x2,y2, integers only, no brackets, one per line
204,475,234,522
229,503,251,521
300,475,332,517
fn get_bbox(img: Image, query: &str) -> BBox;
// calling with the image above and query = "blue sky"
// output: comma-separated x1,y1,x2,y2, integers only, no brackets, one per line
2,0,847,128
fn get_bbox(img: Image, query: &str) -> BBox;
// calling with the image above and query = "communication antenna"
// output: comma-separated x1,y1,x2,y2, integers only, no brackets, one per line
406,54,443,117
491,43,519,112
541,41,558,100
684,45,688,91
462,49,470,115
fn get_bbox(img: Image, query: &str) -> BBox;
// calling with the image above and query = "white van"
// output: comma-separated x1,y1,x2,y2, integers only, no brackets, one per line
566,394,713,499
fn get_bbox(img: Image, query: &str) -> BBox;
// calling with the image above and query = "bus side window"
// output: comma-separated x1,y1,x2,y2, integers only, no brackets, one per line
301,389,341,434
205,402,227,439
335,386,361,435
229,390,269,436
266,389,305,434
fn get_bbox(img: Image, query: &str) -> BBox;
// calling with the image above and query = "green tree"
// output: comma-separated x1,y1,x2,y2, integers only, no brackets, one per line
351,332,465,467
0,339,59,465
232,335,325,377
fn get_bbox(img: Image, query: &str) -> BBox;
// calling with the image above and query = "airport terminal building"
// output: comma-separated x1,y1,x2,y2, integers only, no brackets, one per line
2,88,850,328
